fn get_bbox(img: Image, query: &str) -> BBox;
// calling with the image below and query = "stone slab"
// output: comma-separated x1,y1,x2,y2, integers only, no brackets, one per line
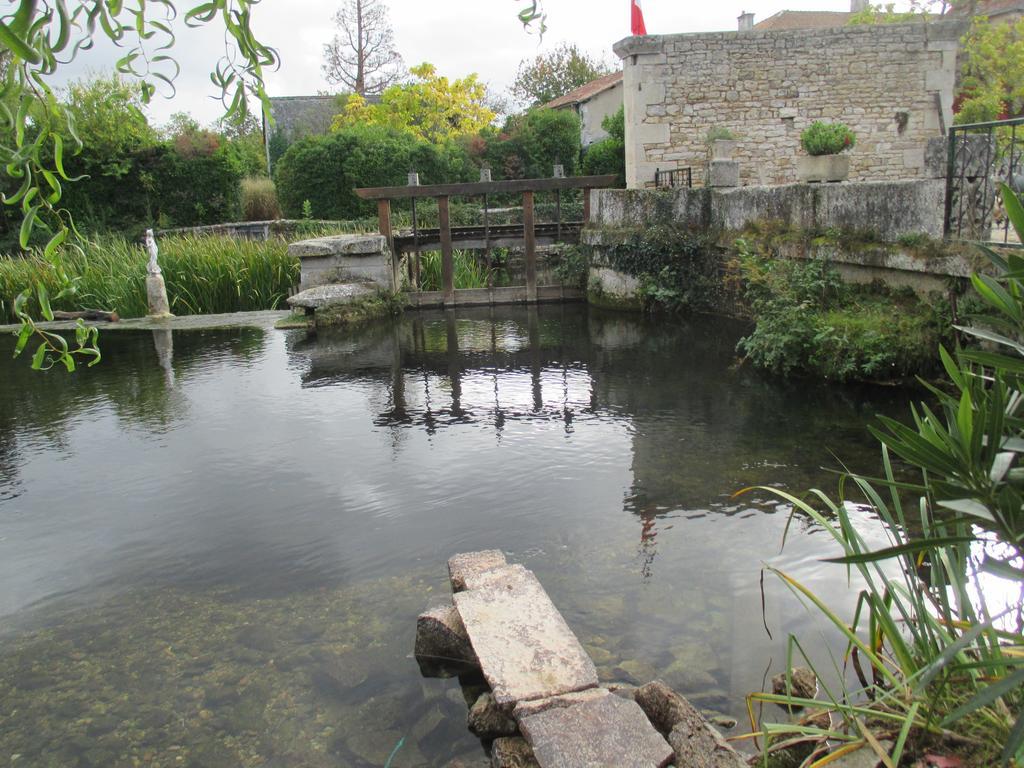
286,282,377,310
452,563,598,707
448,550,507,592
518,692,674,768
513,688,610,720
288,234,386,259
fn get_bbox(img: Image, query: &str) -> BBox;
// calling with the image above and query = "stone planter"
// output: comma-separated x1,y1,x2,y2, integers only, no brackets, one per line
797,154,850,183
710,139,738,161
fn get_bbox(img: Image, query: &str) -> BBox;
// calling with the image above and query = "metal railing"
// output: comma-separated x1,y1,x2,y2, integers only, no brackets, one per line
654,167,693,190
944,117,1024,245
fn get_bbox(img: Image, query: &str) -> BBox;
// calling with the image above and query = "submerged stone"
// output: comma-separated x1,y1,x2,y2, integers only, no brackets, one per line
452,563,598,708
467,692,518,739
491,737,540,768
517,692,673,768
771,667,818,704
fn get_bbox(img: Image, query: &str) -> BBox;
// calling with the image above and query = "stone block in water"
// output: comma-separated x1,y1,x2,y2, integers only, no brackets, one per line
467,692,518,739
448,550,507,592
490,737,540,768
414,602,478,672
517,692,674,768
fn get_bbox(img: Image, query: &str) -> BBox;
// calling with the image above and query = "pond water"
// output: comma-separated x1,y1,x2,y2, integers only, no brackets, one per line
0,306,913,768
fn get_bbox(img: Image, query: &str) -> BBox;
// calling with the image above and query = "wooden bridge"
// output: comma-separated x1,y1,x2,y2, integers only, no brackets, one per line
355,174,617,308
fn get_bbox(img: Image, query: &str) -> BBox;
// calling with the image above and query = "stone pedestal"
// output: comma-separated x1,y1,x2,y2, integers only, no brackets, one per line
708,160,740,188
289,234,393,292
146,273,173,318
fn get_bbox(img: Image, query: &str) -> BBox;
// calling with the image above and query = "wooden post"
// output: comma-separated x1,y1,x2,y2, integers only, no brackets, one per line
523,190,537,303
583,188,592,225
378,199,396,289
438,195,455,306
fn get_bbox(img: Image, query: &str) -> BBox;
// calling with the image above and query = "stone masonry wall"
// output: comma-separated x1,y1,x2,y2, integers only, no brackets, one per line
613,20,966,189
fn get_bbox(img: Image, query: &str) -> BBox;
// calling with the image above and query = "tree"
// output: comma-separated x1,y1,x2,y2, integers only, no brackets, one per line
332,63,495,143
511,43,613,108
322,0,405,97
0,1,277,255
958,16,1024,122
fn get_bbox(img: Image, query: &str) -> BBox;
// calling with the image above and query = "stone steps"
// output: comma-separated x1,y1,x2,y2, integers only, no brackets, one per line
416,551,749,768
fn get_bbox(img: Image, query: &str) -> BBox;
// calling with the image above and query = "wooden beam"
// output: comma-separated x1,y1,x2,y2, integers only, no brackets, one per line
377,199,396,289
356,175,618,201
583,188,592,224
438,196,455,306
524,190,537,304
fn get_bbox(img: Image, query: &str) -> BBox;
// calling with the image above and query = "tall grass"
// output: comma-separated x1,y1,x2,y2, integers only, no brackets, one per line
416,250,491,292
0,234,300,321
241,177,282,221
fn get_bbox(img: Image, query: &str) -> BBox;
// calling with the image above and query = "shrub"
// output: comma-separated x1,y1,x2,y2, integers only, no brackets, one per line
736,246,945,382
274,125,473,220
485,108,582,180
582,107,625,186
152,144,244,227
705,126,735,144
799,121,856,156
242,177,282,221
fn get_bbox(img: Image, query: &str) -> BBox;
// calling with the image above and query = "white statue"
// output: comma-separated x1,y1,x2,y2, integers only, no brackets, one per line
145,229,161,276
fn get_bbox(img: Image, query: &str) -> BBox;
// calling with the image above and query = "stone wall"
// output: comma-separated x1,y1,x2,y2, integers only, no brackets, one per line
613,20,966,189
591,179,947,240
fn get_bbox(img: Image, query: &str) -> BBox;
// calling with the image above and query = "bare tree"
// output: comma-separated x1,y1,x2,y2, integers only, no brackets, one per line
322,0,405,97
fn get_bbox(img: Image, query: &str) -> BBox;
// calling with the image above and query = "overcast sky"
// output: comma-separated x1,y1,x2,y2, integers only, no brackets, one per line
54,0,917,128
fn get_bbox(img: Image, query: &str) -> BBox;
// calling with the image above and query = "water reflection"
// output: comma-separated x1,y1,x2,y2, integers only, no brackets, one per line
0,306,916,767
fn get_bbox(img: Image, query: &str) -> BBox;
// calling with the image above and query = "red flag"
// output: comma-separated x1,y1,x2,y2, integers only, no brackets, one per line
631,0,647,35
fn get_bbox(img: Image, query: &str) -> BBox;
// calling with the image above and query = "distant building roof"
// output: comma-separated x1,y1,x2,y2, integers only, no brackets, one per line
267,94,382,140
544,71,624,110
753,10,854,30
949,0,1024,17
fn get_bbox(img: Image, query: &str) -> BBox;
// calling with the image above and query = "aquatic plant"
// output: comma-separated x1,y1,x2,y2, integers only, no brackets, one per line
0,234,299,321
241,177,282,221
747,185,1024,767
416,250,492,292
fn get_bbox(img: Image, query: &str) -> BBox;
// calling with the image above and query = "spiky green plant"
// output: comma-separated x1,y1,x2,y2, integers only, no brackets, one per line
746,184,1024,767
416,250,492,292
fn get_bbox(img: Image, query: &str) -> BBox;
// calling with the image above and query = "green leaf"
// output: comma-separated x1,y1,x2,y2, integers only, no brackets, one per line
13,322,33,357
937,498,995,522
999,183,1024,241
36,283,53,322
942,668,1024,726
30,343,48,370
822,535,976,565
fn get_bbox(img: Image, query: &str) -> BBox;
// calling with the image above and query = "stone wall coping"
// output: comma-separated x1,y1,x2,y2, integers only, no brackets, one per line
613,17,966,57
289,234,387,259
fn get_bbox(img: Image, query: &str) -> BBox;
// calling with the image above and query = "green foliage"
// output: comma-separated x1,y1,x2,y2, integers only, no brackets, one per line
241,177,281,221
511,42,612,107
332,63,495,144
553,245,589,289
273,125,473,220
416,250,491,291
957,16,1024,123
153,143,244,227
736,246,946,382
800,121,856,156
486,108,582,180
705,126,735,144
1,235,299,321
604,225,720,313
0,1,277,255
10,275,101,373
753,185,1024,766
581,107,625,186
847,2,927,25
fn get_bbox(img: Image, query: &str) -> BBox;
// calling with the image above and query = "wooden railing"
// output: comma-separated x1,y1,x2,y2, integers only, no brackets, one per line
355,175,617,305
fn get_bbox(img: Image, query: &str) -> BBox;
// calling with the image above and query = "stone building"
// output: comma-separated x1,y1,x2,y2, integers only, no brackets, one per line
613,18,966,188
544,71,625,147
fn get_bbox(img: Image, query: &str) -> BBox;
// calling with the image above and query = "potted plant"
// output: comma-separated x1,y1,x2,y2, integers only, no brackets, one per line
706,127,738,161
796,121,856,183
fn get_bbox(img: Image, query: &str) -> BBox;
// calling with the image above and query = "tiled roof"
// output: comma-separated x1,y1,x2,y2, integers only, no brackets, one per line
753,10,854,29
544,71,624,110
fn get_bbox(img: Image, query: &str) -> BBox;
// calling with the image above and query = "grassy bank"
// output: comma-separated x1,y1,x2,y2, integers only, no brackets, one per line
0,235,300,321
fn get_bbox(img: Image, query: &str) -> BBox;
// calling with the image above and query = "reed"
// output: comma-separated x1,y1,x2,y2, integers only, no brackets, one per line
0,234,300,321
